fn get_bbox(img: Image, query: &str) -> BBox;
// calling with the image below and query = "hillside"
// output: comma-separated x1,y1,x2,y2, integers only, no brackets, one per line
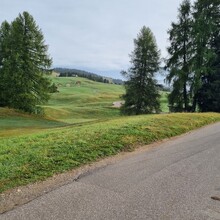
44,76,125,123
0,108,67,137
54,67,124,85
1,113,220,195
1,77,220,196
0,77,124,137
0,77,169,137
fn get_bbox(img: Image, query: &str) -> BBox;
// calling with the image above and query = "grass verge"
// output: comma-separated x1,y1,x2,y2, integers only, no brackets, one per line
0,113,220,193
0,108,67,137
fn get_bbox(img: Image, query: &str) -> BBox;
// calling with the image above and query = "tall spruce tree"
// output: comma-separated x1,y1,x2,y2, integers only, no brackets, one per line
0,21,11,107
192,0,220,112
121,26,160,115
0,12,52,113
166,0,193,112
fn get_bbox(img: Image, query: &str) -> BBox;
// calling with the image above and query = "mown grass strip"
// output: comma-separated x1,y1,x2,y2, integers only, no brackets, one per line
0,113,220,193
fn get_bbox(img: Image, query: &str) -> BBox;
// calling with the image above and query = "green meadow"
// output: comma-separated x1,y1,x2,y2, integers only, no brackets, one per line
1,112,220,193
0,76,220,193
44,77,125,123
0,108,67,138
0,77,124,137
0,76,169,137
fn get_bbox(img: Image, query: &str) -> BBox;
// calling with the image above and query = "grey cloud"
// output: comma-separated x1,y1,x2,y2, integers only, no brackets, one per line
1,0,183,78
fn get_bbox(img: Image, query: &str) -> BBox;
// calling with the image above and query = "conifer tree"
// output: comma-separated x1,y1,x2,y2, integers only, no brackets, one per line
166,0,220,112
0,21,11,107
0,12,52,113
121,26,160,115
166,0,192,112
192,0,220,112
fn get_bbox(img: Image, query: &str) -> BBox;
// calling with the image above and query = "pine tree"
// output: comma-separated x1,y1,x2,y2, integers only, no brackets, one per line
0,21,11,107
166,0,220,112
191,0,220,112
197,33,220,112
166,0,193,112
121,26,160,115
0,12,52,113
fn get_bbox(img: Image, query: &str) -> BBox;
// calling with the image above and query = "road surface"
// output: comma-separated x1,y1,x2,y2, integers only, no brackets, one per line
1,122,220,220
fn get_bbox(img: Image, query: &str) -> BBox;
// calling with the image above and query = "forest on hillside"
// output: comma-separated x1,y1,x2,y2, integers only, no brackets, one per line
54,68,124,85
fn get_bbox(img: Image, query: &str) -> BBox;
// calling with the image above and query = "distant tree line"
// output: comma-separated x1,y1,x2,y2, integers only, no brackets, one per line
0,12,52,113
54,68,124,85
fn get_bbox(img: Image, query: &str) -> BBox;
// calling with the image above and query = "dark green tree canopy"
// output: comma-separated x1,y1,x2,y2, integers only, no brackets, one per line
121,26,161,115
192,0,220,112
0,21,11,107
0,11,52,113
166,0,220,113
166,0,193,112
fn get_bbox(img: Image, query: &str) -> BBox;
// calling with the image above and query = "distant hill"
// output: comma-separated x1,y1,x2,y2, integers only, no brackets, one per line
53,68,124,85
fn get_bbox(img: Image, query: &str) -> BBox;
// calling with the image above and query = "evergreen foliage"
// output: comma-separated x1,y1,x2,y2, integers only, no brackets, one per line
192,0,220,112
166,0,193,112
121,26,161,115
54,67,124,85
167,0,220,112
0,21,11,107
0,12,52,113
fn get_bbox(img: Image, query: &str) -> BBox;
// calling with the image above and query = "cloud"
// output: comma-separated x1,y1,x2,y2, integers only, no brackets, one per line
1,0,183,78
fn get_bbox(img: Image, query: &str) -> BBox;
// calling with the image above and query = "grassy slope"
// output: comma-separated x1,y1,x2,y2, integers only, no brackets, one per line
160,92,169,112
0,108,67,137
0,77,168,137
44,77,125,123
0,113,220,193
1,77,219,193
0,77,124,137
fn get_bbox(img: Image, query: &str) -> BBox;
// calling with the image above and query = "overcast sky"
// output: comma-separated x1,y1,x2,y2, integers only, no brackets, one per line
1,0,183,79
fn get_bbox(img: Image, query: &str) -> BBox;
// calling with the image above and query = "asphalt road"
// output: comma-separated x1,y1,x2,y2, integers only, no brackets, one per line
1,122,220,220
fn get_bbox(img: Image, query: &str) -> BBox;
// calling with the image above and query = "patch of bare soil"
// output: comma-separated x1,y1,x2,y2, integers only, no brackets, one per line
112,101,124,108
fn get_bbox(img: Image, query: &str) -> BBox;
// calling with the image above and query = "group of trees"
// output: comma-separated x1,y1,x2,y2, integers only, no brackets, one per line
55,68,106,83
122,0,220,114
55,68,124,85
166,0,220,112
1,1,219,115
0,12,52,113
